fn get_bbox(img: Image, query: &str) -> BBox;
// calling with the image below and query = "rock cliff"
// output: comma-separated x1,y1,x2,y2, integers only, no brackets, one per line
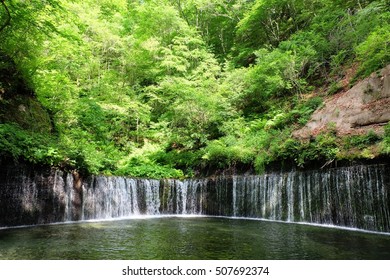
294,65,390,138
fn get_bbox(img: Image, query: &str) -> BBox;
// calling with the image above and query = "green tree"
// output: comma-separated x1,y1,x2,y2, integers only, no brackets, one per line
169,0,250,61
234,0,322,65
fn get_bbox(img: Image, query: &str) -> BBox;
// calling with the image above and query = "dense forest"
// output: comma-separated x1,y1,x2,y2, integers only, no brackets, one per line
1,0,389,178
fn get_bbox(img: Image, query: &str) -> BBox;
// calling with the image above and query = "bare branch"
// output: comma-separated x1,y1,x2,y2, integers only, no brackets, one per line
0,0,11,33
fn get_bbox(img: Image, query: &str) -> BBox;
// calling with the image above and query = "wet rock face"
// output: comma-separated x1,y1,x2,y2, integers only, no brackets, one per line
0,164,69,226
294,64,390,138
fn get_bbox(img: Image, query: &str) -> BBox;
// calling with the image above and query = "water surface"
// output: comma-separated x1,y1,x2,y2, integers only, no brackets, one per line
1,216,390,260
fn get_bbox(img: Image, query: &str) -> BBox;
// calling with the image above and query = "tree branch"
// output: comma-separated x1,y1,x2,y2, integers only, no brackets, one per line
0,0,11,33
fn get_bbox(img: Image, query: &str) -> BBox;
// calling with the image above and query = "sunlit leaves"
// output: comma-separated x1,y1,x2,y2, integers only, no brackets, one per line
1,0,389,177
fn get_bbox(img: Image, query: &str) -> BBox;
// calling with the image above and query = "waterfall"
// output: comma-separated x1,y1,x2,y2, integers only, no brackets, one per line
228,165,390,231
0,164,389,232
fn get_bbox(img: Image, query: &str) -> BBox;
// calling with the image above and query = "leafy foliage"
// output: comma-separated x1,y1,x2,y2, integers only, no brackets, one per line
0,123,62,165
383,123,390,154
1,0,389,177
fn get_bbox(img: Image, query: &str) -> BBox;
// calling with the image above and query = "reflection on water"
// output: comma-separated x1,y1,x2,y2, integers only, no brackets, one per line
1,217,390,260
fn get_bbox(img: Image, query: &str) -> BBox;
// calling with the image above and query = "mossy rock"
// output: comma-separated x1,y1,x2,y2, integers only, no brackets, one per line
0,53,52,134
0,95,52,133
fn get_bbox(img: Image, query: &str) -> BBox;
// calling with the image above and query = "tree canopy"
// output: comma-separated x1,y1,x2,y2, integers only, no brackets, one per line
1,0,389,177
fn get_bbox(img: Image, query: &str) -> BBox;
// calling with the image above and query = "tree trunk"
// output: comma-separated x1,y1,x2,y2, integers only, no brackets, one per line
0,0,11,33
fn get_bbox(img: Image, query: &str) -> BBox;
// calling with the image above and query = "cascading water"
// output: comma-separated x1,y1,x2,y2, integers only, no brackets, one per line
0,164,389,232
229,165,390,231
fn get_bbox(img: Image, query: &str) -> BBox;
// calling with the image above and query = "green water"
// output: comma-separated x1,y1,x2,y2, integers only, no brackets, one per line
1,216,390,260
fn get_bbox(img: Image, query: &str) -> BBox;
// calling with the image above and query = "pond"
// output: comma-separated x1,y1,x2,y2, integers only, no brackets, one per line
1,216,390,260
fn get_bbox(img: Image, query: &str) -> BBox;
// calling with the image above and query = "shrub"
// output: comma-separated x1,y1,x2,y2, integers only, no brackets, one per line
344,130,382,149
382,123,390,154
0,123,62,165
117,163,183,179
356,24,390,77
